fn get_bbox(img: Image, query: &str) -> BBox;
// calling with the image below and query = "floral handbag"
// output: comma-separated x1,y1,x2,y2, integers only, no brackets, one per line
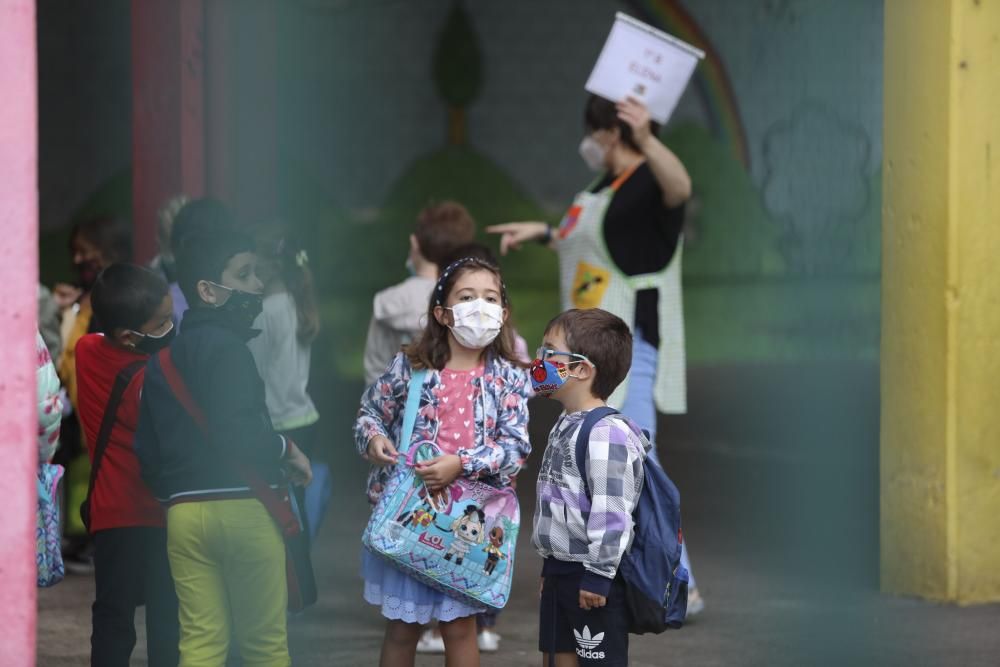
363,370,520,610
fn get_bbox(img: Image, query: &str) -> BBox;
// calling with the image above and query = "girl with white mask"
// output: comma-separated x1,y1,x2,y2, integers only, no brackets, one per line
418,243,532,655
355,256,532,667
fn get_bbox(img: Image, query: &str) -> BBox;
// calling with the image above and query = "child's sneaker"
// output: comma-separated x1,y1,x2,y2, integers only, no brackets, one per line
416,628,446,654
686,587,706,618
478,629,501,652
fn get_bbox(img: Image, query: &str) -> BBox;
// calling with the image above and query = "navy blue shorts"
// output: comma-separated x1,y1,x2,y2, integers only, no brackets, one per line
538,571,629,666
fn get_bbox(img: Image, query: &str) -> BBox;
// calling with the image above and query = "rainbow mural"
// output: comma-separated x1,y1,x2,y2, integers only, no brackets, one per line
625,0,751,168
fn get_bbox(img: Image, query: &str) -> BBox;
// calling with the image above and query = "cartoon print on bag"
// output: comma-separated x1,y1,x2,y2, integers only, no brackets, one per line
397,484,461,528
443,505,486,565
397,495,437,529
483,526,506,575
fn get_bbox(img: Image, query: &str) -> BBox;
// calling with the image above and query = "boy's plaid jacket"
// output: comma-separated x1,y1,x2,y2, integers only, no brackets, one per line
532,410,650,596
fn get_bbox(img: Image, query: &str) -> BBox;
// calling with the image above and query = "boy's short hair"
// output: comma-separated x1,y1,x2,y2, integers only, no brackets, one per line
91,263,169,334
175,229,255,306
171,198,235,257
544,309,632,400
414,201,476,265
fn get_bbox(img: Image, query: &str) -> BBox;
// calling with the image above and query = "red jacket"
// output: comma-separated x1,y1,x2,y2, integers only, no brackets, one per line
76,334,164,531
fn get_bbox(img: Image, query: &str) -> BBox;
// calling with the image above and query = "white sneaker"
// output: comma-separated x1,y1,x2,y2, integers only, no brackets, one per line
416,629,446,654
686,587,706,618
478,629,501,652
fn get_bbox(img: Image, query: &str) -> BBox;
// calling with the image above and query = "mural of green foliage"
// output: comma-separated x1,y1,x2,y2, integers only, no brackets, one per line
663,123,785,278
433,2,482,109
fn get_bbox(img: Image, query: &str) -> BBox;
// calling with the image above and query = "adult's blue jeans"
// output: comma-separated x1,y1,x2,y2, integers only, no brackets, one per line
619,330,697,591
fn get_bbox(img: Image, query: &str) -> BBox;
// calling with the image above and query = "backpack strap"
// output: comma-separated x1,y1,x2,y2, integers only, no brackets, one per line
156,348,300,538
398,369,427,456
573,406,621,499
84,359,145,516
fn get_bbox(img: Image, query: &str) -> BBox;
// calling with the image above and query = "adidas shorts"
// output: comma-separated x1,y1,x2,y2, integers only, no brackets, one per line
538,571,629,666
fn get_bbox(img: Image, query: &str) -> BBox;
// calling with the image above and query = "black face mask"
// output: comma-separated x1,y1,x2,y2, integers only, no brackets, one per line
129,323,176,355
211,283,264,331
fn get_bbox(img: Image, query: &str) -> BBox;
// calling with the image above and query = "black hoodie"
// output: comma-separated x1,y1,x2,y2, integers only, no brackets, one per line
135,307,287,504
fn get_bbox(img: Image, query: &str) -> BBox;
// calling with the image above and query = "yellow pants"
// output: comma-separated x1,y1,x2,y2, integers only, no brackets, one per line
167,499,290,667
64,452,90,536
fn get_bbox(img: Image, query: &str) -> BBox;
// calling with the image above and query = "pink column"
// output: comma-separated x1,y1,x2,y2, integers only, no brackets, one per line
0,0,39,664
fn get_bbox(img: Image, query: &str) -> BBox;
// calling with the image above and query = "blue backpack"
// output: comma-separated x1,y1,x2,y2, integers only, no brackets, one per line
574,406,688,633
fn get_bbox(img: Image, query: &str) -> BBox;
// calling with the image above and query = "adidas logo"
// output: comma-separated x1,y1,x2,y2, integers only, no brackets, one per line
574,625,606,659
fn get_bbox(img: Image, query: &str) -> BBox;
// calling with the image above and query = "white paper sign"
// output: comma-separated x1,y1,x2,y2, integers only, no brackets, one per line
585,12,705,125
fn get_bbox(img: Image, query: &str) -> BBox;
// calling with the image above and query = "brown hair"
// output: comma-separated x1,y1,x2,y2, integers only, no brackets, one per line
406,258,526,371
251,221,321,345
414,201,476,265
543,309,633,400
70,216,133,265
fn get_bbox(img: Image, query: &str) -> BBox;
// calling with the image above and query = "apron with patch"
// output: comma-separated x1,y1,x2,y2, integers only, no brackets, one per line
555,165,687,414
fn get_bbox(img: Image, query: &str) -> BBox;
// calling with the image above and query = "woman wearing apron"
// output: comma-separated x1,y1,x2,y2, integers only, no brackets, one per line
488,94,705,616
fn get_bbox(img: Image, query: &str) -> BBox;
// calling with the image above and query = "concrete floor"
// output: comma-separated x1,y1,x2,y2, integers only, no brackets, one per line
36,363,1000,666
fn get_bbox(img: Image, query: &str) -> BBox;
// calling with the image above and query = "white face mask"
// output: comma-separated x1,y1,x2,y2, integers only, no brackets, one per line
578,135,607,172
446,299,503,349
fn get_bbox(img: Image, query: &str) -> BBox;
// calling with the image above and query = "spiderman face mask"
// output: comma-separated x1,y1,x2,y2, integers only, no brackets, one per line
529,348,593,397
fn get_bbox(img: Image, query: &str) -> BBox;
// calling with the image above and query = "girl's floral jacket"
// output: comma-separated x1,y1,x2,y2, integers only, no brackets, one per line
354,352,531,505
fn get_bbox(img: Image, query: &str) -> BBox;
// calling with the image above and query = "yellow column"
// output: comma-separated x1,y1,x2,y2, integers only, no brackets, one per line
882,0,1000,603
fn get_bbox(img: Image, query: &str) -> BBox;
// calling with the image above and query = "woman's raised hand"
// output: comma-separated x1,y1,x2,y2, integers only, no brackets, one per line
486,221,551,256
616,96,654,148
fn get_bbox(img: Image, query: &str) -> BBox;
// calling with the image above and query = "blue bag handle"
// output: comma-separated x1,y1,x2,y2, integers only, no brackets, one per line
398,369,427,456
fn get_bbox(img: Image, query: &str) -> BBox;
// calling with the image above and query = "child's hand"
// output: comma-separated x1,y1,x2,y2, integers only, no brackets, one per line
414,454,462,491
579,589,607,610
366,435,399,466
284,442,313,487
